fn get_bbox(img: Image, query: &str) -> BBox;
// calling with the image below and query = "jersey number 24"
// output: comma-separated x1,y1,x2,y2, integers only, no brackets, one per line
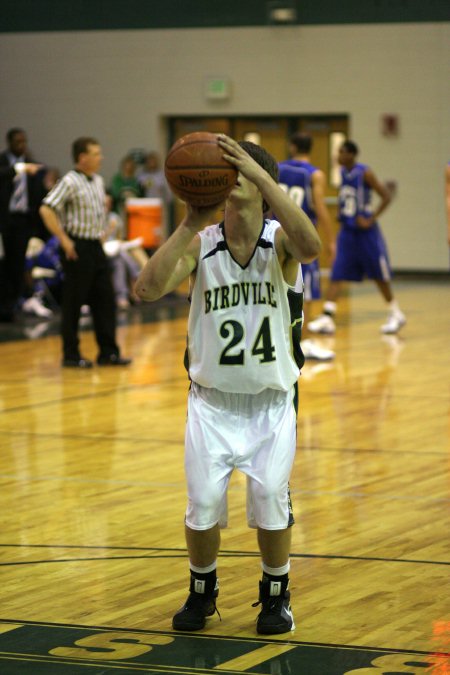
219,317,275,365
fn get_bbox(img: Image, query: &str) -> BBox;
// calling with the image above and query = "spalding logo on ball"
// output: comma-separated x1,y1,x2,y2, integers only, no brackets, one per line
164,132,238,206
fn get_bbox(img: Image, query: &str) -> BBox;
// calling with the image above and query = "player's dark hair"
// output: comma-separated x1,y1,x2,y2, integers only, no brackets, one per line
238,141,279,212
72,136,99,162
341,140,359,156
290,133,312,154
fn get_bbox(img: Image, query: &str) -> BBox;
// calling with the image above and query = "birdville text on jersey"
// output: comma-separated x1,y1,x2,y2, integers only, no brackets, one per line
204,282,277,313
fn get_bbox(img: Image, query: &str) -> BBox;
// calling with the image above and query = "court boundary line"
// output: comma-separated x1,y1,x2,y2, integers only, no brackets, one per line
0,617,448,658
0,544,448,567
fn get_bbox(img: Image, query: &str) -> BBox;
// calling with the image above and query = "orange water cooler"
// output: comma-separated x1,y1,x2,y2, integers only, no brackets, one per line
126,198,162,249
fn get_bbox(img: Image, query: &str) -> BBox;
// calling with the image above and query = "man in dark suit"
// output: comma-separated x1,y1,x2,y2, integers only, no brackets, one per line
0,128,46,321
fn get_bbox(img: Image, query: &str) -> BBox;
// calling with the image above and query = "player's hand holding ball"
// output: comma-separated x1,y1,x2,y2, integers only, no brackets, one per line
217,134,269,186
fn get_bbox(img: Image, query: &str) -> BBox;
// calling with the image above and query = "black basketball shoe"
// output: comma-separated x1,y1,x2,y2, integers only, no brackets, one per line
172,575,219,631
253,576,295,634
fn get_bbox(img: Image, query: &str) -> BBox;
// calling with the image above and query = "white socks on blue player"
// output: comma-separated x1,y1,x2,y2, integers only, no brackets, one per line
387,299,400,314
323,301,337,316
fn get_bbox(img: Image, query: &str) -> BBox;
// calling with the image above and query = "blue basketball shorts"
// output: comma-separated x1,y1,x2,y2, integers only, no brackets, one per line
331,224,392,282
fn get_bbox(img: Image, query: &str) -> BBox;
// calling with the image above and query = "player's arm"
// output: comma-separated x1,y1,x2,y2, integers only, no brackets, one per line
357,168,392,228
218,134,321,264
311,169,336,260
134,204,214,301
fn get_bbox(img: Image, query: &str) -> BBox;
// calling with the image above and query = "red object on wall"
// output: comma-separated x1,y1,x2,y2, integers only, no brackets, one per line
381,114,400,137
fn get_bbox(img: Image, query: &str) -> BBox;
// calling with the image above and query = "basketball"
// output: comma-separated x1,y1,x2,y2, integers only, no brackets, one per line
164,132,238,206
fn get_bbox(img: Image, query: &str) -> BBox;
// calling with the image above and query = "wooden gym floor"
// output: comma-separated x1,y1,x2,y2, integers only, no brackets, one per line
0,277,449,675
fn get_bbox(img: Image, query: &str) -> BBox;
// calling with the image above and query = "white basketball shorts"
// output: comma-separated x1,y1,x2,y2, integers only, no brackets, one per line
184,382,297,531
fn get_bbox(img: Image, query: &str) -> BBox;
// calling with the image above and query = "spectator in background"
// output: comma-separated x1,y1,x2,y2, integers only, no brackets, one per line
138,151,171,201
103,194,142,310
109,155,143,218
21,166,63,318
22,235,62,318
0,128,46,322
138,151,173,239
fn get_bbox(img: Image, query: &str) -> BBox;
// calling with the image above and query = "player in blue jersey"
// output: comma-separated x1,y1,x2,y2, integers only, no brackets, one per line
279,133,336,360
308,140,406,335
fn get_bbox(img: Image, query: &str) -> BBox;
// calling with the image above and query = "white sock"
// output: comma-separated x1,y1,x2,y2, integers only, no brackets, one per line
323,301,337,315
388,299,400,313
261,560,290,576
189,561,217,574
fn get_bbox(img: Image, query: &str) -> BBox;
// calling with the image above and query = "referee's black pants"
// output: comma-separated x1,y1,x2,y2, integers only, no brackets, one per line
61,238,119,361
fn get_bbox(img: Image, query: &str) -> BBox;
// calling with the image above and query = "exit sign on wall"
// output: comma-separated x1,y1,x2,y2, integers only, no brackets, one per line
204,77,231,100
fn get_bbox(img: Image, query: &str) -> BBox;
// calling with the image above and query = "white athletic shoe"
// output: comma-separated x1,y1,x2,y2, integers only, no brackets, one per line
380,311,406,334
307,314,336,335
22,295,53,318
301,339,335,361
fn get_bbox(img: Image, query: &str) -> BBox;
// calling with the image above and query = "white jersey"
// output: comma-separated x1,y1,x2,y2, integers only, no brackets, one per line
186,219,304,394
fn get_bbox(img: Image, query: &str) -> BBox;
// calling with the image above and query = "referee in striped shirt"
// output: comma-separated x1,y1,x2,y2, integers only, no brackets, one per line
40,137,131,368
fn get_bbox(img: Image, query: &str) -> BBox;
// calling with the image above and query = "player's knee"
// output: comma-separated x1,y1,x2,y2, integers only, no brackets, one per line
252,479,286,506
187,485,224,524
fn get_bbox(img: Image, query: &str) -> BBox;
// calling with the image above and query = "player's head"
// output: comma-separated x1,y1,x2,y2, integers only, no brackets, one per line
238,141,279,212
289,133,312,156
338,140,359,166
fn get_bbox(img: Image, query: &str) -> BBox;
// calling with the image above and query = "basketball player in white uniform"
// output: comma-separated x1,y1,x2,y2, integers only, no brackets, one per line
135,135,321,634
